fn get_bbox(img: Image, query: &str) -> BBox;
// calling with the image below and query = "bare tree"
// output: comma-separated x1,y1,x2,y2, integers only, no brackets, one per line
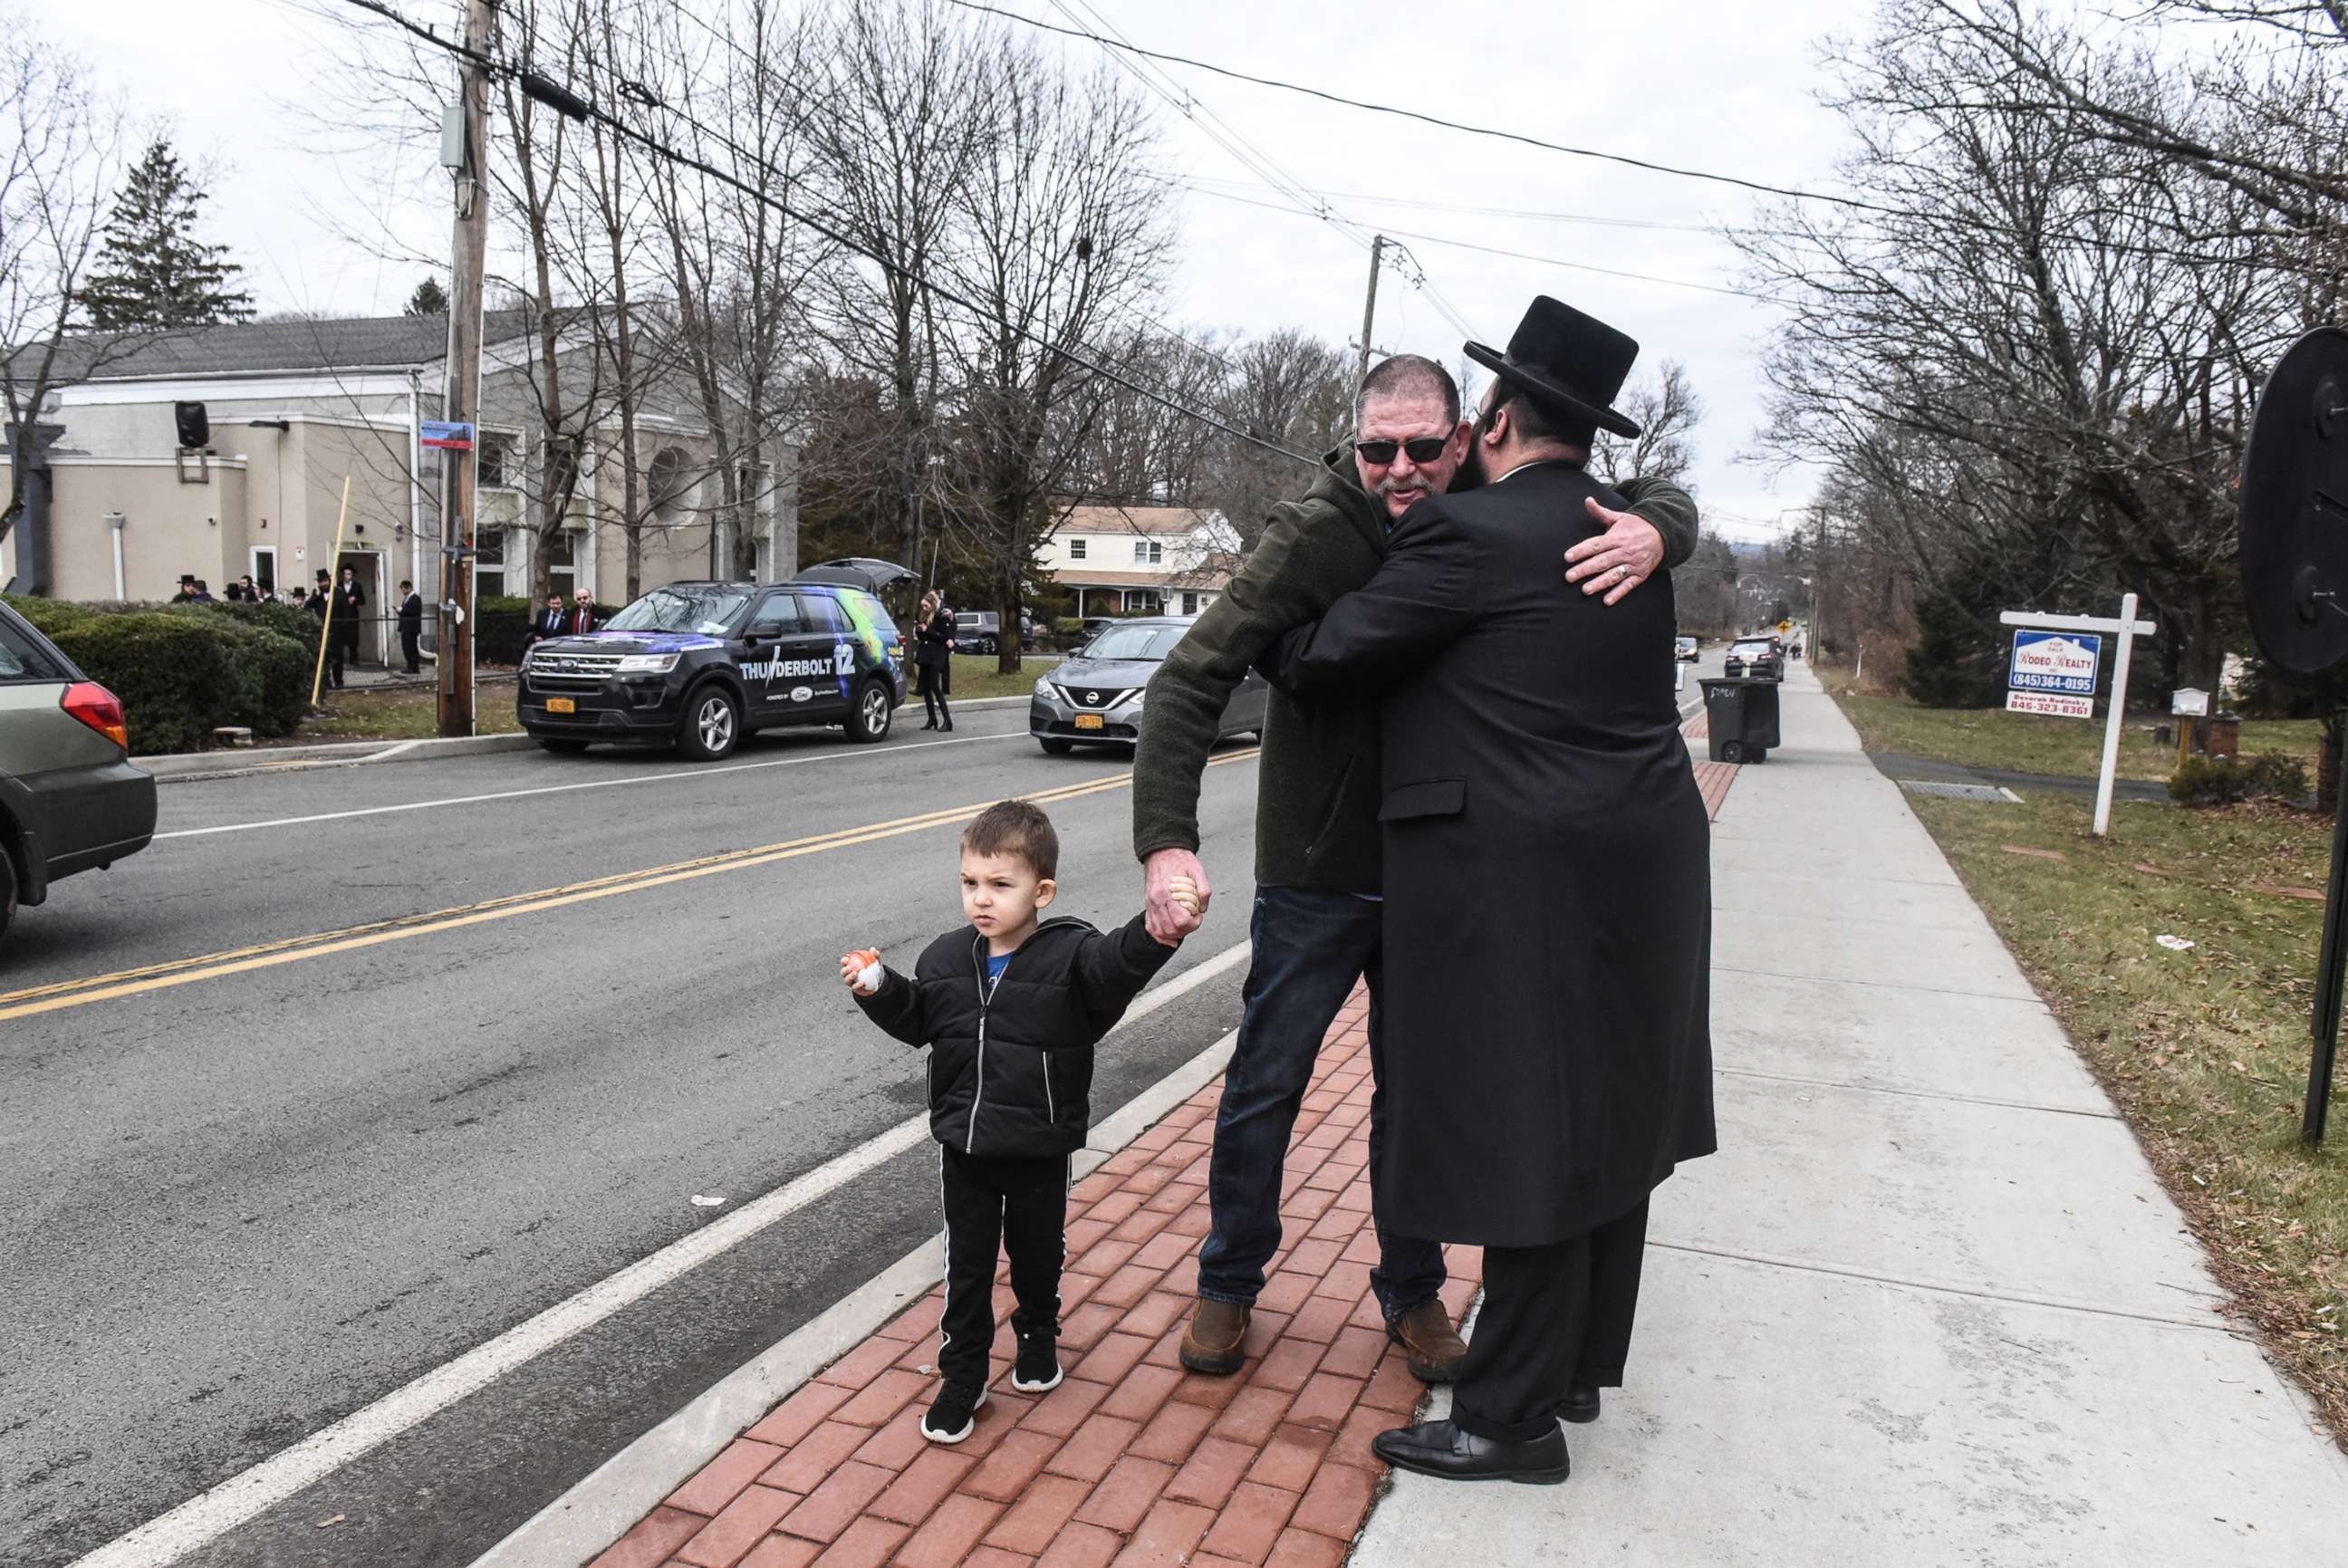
934,40,1174,672
0,8,132,551
1592,361,1703,492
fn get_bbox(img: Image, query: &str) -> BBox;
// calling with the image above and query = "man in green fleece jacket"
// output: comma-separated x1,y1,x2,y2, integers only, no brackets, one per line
1131,354,1698,1382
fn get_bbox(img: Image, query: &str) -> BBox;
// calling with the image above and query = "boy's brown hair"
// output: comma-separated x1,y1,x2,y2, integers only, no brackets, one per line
962,798,1059,880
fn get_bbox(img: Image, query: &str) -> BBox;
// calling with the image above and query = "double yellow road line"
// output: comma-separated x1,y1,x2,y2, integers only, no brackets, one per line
2,751,1257,1024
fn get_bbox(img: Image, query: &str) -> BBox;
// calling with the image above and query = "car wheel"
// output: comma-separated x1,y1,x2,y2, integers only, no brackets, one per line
845,678,894,743
1039,737,1074,755
0,842,15,949
679,685,741,760
981,636,998,656
536,737,590,755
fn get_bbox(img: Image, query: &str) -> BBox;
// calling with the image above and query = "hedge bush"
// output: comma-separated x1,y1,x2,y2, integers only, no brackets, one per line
5,594,313,752
2169,751,2311,807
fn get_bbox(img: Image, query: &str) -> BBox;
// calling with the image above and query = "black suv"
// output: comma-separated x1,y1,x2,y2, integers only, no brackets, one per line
517,581,906,761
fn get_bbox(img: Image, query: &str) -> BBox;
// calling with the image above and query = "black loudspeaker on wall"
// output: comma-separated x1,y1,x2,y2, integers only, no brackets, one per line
174,400,209,449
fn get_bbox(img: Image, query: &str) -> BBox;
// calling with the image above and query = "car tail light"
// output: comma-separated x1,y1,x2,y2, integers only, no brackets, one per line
62,681,130,750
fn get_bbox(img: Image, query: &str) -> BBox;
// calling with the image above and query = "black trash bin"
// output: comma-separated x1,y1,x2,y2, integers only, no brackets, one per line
1700,677,1781,764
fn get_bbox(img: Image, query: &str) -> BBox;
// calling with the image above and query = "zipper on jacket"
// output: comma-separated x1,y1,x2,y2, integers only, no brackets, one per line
965,919,1091,1153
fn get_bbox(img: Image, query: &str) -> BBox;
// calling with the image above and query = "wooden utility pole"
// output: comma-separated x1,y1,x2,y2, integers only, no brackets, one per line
1354,235,1385,395
438,0,494,738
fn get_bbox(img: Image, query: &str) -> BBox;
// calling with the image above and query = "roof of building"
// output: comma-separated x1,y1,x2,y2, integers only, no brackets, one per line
1048,505,1221,537
1050,565,1233,590
20,309,544,383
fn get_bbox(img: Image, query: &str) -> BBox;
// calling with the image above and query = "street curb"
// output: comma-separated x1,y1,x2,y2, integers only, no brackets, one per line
139,733,537,784
467,948,1249,1568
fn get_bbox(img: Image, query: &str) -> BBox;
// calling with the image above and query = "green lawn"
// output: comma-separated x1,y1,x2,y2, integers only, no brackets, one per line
1827,678,2324,784
948,653,1060,702
299,679,523,741
1834,699,2348,1440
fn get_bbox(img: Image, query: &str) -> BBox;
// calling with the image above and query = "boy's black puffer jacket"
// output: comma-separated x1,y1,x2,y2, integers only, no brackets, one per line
855,913,1174,1157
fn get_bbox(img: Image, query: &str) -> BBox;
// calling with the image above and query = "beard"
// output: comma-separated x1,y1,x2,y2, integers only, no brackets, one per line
1452,406,1502,492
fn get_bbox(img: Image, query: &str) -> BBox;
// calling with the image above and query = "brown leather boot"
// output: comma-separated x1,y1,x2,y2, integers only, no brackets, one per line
1387,1298,1468,1383
1179,1297,1250,1376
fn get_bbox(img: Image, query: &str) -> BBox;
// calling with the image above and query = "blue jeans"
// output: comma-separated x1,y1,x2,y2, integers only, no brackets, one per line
1197,886,1447,1323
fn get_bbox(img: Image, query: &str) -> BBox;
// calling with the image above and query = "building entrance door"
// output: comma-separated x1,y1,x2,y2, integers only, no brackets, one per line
336,548,388,666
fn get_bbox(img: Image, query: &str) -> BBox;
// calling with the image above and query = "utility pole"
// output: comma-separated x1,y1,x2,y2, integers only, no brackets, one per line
438,0,493,738
1354,235,1385,395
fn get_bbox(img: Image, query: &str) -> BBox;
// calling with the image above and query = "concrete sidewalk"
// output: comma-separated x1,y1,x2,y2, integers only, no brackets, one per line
1352,661,2348,1566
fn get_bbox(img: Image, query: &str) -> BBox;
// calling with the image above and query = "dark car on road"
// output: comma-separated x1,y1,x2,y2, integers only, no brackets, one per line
1675,635,1700,662
518,581,906,761
952,610,1040,656
0,600,156,947
1722,636,1785,681
1030,615,1265,755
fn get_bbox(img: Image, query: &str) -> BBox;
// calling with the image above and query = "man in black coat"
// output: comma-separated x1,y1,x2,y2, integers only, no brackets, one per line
527,592,567,649
1266,298,1716,1485
397,579,425,674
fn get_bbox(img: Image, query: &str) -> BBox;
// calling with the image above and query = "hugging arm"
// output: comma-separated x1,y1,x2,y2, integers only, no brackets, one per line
1259,505,1478,700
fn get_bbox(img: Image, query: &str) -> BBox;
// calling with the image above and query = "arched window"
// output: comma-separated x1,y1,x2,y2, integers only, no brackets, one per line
649,447,695,522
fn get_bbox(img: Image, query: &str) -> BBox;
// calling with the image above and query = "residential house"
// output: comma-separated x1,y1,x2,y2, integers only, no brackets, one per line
2,311,798,664
1035,505,1239,618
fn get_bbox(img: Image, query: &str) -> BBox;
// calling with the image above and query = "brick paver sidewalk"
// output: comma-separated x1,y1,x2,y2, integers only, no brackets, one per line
589,739,1737,1568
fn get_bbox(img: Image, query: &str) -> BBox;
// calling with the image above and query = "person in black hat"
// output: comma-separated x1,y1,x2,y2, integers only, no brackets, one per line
1261,296,1716,1485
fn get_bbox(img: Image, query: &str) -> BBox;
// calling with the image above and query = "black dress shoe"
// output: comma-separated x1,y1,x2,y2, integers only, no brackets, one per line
1371,1419,1567,1485
1561,1382,1601,1424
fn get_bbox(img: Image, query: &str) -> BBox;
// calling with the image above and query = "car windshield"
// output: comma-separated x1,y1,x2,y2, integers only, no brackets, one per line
1081,623,1186,661
604,587,751,636
1730,641,1774,658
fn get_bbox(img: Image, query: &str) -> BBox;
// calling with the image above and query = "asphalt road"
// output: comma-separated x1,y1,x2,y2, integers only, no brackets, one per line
3,702,1265,1567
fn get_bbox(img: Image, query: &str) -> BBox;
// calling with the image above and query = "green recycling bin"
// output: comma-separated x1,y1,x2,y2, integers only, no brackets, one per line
1700,678,1781,764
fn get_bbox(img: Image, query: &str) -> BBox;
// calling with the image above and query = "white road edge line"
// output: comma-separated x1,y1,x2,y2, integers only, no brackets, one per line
67,938,1252,1568
471,1023,1246,1568
153,731,1032,841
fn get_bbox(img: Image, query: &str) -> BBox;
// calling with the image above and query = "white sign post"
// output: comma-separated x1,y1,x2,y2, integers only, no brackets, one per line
2000,593,2159,837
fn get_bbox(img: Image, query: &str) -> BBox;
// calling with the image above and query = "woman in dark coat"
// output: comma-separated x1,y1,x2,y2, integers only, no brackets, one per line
915,591,955,731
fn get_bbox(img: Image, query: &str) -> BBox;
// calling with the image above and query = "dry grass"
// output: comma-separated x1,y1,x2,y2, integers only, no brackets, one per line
1818,667,2322,784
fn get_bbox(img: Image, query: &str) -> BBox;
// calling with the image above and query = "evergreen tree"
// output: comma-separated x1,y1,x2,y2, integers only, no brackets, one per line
78,140,254,329
403,277,447,316
1902,586,2006,708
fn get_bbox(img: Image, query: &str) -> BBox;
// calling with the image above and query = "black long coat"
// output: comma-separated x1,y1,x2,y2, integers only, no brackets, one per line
1268,460,1716,1247
915,608,954,693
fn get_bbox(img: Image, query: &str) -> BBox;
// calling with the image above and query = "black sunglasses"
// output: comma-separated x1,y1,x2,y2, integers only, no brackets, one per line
1353,436,1449,466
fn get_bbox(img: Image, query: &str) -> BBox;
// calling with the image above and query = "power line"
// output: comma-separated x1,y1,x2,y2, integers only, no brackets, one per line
1173,179,1790,305
1040,0,1483,344
941,0,1938,226
326,0,1319,470
945,0,2328,269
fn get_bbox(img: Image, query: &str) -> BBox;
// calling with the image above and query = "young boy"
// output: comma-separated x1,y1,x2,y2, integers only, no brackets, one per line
842,799,1198,1443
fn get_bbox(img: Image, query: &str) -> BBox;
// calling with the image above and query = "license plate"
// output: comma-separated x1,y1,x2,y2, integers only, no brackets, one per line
1074,713,1104,731
547,697,576,714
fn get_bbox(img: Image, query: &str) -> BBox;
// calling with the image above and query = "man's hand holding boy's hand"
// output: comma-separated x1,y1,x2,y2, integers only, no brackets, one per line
1144,847,1209,943
841,948,883,995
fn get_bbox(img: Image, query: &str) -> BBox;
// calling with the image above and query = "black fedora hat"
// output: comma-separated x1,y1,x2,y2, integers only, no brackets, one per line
1463,295,1641,439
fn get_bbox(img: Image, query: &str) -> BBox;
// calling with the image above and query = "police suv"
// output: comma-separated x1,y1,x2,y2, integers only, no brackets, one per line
517,580,906,761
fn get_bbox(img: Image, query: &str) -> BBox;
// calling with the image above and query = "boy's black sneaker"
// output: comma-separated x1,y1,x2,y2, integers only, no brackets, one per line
920,1379,987,1445
1011,1332,1063,1393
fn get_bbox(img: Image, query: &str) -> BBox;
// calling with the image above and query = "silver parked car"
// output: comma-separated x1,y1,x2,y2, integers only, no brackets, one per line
0,601,157,948
1029,616,1265,755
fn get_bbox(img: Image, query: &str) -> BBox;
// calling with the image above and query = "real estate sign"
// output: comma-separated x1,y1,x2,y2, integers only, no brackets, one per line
2006,629,2101,717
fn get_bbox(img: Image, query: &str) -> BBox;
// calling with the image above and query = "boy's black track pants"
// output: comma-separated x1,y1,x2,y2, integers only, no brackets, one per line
938,1145,1066,1386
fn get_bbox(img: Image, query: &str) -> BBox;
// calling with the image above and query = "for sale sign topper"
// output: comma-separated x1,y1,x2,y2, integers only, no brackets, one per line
2006,629,2102,718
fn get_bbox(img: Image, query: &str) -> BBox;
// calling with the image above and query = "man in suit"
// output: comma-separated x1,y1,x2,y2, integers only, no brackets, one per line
397,579,425,674
1265,298,1717,1485
569,589,596,636
330,565,365,688
527,592,567,649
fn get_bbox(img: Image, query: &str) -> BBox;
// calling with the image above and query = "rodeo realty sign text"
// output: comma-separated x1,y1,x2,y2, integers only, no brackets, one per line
2006,630,2102,719
1998,596,2158,837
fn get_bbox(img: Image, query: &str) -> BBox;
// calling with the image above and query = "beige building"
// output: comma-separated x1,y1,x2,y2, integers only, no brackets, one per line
3,312,798,664
1036,505,1238,617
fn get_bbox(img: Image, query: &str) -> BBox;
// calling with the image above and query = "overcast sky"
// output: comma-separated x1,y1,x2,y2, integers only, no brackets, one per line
63,0,1872,539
